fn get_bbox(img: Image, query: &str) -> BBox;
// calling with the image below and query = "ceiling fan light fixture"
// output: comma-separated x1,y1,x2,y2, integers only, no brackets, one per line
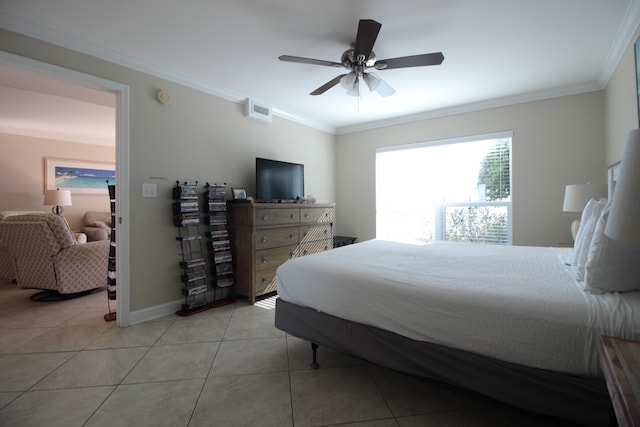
346,88,359,97
340,72,357,90
346,78,360,97
279,19,443,97
363,73,381,91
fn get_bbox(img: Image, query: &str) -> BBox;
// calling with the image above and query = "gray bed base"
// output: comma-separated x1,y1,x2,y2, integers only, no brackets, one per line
274,298,610,427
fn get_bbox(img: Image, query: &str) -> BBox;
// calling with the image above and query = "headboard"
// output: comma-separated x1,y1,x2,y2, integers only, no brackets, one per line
608,161,621,199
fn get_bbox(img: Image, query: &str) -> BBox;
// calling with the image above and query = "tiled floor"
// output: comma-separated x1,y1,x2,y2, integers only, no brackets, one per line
0,281,580,426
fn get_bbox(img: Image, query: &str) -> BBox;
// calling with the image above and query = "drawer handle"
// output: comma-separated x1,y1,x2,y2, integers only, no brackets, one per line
290,214,294,219
262,215,268,221
261,237,267,243
261,277,267,284
304,213,309,218
303,232,308,236
289,234,293,239
261,257,268,264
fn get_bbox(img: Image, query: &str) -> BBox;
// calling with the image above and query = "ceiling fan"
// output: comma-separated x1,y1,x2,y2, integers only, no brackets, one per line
279,19,444,97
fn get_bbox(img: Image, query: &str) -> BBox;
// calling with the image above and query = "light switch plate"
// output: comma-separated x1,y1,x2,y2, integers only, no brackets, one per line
142,183,157,198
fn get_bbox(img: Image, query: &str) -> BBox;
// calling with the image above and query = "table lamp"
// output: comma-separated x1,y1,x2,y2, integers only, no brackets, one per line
44,188,72,215
563,182,606,240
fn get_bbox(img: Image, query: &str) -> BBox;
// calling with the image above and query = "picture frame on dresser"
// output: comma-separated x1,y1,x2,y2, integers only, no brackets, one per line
231,187,247,200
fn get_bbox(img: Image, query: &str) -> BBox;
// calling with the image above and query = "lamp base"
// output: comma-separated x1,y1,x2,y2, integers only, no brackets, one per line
51,205,64,215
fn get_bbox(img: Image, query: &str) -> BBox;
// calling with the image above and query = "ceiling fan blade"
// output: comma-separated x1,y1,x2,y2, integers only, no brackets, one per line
310,74,347,95
363,73,395,97
353,19,382,61
279,55,342,68
376,52,444,70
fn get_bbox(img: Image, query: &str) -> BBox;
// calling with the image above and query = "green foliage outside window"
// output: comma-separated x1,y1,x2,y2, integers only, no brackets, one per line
477,140,510,201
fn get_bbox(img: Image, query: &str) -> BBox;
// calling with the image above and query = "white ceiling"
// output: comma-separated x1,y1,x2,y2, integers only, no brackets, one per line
0,0,639,142
0,64,116,146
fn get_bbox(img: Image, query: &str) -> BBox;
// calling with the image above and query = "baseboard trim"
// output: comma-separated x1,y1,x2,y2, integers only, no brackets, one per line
128,299,182,326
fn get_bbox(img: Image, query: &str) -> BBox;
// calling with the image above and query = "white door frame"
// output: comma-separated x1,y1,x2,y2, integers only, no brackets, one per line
0,51,131,326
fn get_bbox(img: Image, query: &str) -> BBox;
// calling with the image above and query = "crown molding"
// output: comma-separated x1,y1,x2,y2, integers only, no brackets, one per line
598,0,640,86
336,81,602,135
1,8,636,138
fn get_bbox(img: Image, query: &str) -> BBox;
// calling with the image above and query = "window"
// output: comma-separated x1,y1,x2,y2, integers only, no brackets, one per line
376,132,512,245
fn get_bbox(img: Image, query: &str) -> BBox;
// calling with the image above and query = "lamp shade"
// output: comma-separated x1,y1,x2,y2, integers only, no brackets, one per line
44,189,72,215
44,189,72,206
605,129,640,247
562,183,606,212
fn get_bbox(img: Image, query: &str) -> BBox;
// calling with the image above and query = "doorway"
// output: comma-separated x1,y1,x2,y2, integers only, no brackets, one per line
0,51,130,326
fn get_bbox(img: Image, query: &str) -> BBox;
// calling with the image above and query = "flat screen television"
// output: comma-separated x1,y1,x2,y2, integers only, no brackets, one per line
256,158,304,202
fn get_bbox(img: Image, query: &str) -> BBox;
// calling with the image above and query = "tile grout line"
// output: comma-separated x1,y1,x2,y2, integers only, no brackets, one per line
186,302,236,427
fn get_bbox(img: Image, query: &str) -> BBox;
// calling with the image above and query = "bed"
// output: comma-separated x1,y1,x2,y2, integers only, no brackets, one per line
274,238,640,426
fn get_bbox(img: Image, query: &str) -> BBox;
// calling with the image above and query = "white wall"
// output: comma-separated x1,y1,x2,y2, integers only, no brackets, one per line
335,91,605,247
605,26,640,164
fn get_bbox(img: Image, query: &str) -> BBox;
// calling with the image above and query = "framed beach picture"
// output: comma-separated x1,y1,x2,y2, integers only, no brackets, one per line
45,158,115,195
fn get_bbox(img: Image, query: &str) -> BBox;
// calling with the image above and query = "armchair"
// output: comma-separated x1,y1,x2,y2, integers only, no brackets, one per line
0,210,44,282
0,213,109,299
81,211,112,241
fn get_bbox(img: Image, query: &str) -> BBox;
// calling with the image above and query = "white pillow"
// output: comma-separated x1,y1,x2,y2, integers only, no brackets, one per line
573,198,606,281
584,202,640,293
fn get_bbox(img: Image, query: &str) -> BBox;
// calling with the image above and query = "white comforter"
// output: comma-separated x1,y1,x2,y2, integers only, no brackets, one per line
276,239,640,377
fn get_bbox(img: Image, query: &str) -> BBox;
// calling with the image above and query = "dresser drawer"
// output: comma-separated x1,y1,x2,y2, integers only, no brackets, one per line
300,224,332,243
255,267,278,295
255,245,297,271
300,207,334,223
294,239,333,257
255,208,299,226
255,227,299,250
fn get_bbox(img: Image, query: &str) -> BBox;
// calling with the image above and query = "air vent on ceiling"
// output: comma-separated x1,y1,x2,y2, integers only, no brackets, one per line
245,98,272,123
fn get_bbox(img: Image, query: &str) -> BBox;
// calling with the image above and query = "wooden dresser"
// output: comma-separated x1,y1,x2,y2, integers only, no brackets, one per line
227,202,334,304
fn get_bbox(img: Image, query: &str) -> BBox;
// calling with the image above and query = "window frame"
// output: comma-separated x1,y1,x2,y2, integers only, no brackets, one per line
376,131,513,245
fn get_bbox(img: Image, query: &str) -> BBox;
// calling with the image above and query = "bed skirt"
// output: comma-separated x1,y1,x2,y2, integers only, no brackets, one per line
274,298,609,427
